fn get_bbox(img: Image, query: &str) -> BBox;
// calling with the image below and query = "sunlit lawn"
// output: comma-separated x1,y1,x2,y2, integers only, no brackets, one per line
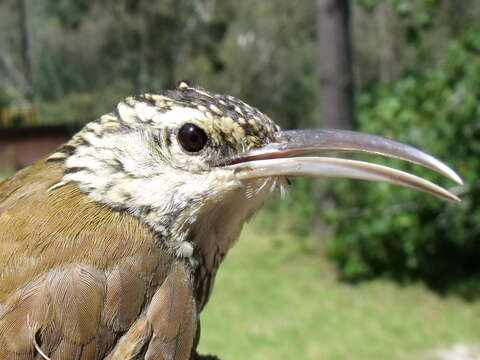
199,213,480,360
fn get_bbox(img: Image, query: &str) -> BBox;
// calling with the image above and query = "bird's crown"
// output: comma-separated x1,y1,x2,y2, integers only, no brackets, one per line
50,81,280,163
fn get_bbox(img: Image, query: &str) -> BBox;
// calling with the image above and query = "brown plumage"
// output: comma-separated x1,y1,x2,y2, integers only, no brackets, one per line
0,83,462,359
0,159,184,358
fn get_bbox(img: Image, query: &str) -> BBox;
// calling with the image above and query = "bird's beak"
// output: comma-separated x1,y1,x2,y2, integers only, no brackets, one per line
225,129,463,203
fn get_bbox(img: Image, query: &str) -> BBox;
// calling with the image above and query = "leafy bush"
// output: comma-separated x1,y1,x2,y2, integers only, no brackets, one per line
0,88,12,108
325,28,480,298
38,84,130,125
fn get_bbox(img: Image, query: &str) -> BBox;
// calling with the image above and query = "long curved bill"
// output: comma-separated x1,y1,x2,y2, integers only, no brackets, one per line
225,129,463,203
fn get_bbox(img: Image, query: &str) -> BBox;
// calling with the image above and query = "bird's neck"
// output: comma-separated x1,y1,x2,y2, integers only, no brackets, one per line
48,153,278,308
188,178,277,309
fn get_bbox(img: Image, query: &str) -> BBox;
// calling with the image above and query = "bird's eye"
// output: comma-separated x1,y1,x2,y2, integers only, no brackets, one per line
178,123,208,153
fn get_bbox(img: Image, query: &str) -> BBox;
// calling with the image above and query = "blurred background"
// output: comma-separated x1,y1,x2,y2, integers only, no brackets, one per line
0,0,479,359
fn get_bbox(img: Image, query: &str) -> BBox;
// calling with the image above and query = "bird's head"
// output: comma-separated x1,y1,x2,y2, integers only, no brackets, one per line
49,82,462,258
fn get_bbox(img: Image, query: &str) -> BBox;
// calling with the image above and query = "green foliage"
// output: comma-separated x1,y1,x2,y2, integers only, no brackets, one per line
354,0,439,47
265,178,319,238
325,28,480,298
34,44,91,101
0,169,14,182
0,88,12,108
26,0,318,130
38,84,130,125
30,1,230,102
45,0,93,29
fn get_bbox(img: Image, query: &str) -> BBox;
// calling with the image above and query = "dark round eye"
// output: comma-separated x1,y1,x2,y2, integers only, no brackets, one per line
178,123,208,152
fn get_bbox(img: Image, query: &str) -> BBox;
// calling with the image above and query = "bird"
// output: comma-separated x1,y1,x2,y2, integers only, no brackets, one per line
0,81,462,359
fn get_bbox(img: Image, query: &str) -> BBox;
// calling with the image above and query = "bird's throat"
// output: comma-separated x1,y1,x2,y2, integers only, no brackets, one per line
188,177,279,309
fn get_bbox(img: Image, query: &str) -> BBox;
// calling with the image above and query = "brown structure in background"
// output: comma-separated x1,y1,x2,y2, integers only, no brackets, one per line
316,0,355,130
0,125,78,171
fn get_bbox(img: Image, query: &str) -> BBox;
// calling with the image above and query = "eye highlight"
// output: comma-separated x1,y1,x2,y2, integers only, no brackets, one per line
178,123,208,153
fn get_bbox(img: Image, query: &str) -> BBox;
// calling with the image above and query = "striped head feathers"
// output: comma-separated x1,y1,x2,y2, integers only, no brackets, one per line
47,82,282,257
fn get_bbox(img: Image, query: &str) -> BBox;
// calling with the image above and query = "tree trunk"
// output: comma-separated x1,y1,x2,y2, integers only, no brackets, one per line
316,0,355,129
16,0,33,101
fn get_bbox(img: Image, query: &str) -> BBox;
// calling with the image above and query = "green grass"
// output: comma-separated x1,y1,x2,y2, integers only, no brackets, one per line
198,213,480,360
